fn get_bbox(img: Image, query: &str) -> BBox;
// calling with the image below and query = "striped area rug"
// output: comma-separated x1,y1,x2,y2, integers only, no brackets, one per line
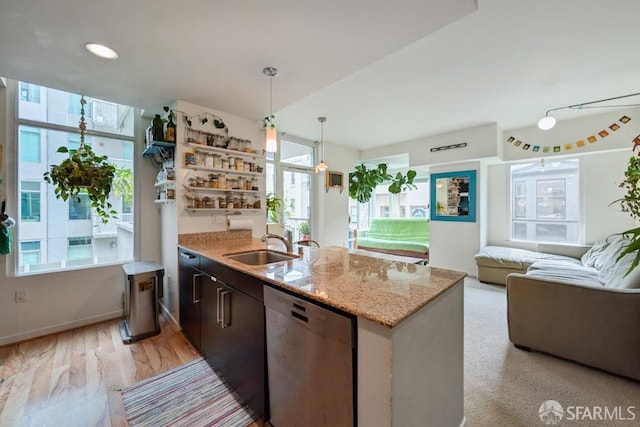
121,357,256,427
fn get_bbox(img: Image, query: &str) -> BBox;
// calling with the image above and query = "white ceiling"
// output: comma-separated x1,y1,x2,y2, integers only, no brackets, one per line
1,0,640,151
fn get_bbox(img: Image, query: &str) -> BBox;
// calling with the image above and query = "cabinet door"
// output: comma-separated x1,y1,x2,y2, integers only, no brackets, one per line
201,275,224,362
178,251,202,352
218,283,266,420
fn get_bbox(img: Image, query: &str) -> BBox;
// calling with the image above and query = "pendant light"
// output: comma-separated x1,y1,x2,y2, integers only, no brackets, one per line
263,67,279,153
315,116,328,173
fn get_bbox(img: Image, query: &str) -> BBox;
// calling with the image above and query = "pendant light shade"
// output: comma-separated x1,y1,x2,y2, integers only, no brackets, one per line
315,116,328,173
265,126,278,152
263,67,279,153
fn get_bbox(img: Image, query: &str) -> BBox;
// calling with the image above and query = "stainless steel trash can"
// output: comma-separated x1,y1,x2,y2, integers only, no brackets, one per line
119,261,164,343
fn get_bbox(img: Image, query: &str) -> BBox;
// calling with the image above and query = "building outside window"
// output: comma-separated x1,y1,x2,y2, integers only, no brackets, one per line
15,81,136,274
19,126,41,163
68,237,92,260
20,181,41,222
20,241,41,266
510,159,580,243
19,82,40,103
69,194,91,220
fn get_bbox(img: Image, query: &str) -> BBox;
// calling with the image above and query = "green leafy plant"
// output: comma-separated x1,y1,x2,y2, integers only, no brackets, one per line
348,163,417,203
43,144,116,224
299,221,310,236
266,193,283,223
611,145,640,275
112,166,133,206
43,96,116,224
263,115,275,130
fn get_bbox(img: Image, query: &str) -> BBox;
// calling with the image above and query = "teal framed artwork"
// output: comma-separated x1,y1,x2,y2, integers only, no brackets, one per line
430,170,476,222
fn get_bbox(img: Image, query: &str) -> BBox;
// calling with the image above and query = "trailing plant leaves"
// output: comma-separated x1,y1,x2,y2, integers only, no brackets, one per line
43,143,116,224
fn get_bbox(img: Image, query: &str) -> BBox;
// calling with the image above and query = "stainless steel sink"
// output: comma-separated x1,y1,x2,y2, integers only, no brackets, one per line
225,250,298,265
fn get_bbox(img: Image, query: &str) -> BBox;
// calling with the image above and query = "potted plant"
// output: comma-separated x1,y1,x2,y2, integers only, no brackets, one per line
43,97,116,224
266,193,283,223
348,163,417,203
299,221,311,240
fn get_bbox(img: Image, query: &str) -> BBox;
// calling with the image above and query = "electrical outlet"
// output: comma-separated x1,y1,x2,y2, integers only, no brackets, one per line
15,290,28,303
212,215,225,224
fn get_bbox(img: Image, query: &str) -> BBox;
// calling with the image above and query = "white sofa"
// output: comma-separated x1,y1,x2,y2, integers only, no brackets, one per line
474,243,591,286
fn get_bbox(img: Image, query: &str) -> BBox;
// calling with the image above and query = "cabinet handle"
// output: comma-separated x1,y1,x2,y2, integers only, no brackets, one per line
216,287,224,324
192,273,203,303
221,290,231,328
180,252,196,259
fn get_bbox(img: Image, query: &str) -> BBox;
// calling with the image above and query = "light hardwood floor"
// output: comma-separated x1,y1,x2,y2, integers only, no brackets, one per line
0,316,260,426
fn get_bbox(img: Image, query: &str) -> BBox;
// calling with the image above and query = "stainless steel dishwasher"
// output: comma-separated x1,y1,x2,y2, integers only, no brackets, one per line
264,285,355,426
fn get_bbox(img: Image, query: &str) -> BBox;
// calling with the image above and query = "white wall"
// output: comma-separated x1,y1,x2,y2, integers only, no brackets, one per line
316,142,359,247
174,100,266,237
429,161,481,275
0,82,161,346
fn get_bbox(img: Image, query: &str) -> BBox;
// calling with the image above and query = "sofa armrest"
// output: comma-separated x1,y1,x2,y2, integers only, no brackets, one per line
535,243,591,260
506,273,640,380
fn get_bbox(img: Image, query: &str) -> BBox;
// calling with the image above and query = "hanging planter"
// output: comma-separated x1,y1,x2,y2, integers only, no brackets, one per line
43,96,117,224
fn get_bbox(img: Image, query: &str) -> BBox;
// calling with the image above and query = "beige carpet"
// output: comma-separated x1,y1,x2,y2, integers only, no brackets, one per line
464,278,640,427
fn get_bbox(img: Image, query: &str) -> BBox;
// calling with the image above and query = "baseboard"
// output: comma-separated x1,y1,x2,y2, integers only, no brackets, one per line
160,303,180,332
0,310,123,347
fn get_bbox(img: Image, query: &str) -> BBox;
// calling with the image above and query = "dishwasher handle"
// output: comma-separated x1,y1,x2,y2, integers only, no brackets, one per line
291,311,308,323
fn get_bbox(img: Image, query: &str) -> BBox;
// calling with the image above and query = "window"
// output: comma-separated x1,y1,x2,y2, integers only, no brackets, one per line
20,241,41,266
15,81,136,274
350,177,430,232
266,137,315,242
68,237,92,260
92,99,118,128
536,179,566,219
20,82,40,103
510,159,580,243
19,126,41,163
69,193,91,220
20,181,41,222
514,181,526,218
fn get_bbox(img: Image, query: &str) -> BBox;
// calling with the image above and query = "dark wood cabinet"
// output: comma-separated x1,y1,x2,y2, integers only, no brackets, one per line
201,258,266,420
178,249,202,352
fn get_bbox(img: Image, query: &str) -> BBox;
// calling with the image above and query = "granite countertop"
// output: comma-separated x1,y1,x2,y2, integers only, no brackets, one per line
180,238,466,328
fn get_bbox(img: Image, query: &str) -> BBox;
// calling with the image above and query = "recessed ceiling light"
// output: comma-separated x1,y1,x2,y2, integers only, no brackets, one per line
85,42,119,59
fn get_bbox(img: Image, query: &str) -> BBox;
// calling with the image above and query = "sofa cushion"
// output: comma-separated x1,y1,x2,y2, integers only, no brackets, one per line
527,260,602,287
366,218,429,242
580,240,610,267
474,246,580,270
599,244,640,289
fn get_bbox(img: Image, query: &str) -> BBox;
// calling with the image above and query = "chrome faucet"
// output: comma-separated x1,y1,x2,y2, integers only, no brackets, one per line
261,233,293,253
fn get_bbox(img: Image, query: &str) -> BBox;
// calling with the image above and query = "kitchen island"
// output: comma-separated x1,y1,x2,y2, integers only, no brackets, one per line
178,234,466,427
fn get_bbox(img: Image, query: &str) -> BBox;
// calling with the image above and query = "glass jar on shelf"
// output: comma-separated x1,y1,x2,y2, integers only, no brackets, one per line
218,197,226,209
229,178,240,190
213,154,222,169
251,177,259,191
237,176,246,191
217,174,226,189
235,157,244,171
240,194,248,209
208,174,218,188
221,158,229,170
228,137,240,151
253,195,261,209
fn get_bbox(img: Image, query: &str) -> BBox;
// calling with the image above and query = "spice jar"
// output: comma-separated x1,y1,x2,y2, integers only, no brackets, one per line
184,152,196,166
235,157,244,171
221,158,229,170
217,174,226,189
245,177,253,191
237,176,246,191
253,195,261,209
213,154,222,169
218,197,226,208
